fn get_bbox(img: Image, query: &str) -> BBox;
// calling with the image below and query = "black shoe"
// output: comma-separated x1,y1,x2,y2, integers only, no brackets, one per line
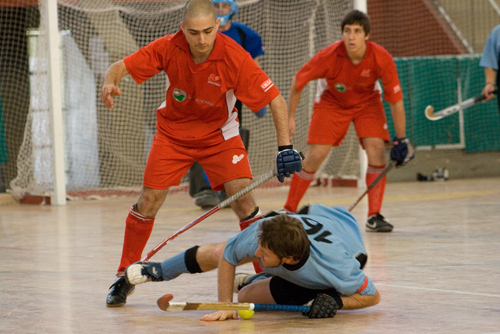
194,189,219,209
365,213,393,233
106,276,135,307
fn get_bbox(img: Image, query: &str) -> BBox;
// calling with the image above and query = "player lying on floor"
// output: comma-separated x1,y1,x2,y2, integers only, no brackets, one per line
124,204,380,321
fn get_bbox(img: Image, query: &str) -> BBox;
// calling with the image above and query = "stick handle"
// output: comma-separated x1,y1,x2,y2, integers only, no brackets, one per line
427,89,498,120
348,161,395,212
253,303,310,313
141,170,276,261
477,88,498,102
218,169,276,208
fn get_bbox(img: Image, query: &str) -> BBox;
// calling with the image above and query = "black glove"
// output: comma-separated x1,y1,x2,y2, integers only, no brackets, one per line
303,293,339,319
390,137,415,167
275,145,302,182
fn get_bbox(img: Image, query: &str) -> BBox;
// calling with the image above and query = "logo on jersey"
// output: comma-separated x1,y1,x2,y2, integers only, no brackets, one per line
334,83,346,92
361,69,371,77
173,88,186,102
232,154,244,164
208,74,221,86
393,85,401,94
260,79,274,92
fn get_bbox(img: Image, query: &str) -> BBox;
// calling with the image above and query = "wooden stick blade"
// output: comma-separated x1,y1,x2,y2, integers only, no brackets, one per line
425,105,440,120
157,294,174,311
157,299,253,312
156,297,311,313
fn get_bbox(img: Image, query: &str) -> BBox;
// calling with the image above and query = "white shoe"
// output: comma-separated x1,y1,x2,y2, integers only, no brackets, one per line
233,273,252,293
125,262,164,285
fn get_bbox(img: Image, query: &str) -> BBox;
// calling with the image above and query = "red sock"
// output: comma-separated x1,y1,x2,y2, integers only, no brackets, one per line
117,207,155,273
240,211,264,273
284,170,315,212
366,165,387,217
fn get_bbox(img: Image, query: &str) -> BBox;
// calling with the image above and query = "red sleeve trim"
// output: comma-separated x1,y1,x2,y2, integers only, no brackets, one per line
356,276,369,293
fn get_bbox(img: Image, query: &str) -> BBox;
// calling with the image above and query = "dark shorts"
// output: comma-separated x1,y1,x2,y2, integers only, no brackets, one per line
269,276,343,308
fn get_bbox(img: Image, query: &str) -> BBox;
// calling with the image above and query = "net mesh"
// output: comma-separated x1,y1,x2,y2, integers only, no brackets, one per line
3,0,500,201
7,0,357,200
368,0,500,176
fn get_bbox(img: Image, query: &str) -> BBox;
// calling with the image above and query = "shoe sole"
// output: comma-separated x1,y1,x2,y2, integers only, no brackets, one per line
195,200,219,208
106,287,135,307
365,227,393,233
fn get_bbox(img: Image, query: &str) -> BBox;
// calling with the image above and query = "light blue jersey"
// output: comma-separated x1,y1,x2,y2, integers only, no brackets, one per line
224,204,376,296
480,24,500,69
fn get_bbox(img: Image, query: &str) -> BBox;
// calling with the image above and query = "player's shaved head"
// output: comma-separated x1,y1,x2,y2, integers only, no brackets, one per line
183,0,216,21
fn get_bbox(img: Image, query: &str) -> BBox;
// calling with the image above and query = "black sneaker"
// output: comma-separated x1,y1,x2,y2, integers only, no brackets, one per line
365,213,393,233
125,261,164,285
106,276,135,307
194,189,218,209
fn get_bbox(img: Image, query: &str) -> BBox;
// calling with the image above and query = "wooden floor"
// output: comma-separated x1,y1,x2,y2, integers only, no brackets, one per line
2,177,500,334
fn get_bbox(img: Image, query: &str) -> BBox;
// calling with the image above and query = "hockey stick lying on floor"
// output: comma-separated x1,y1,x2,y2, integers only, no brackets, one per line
157,294,309,313
141,169,276,262
425,89,498,121
348,160,396,212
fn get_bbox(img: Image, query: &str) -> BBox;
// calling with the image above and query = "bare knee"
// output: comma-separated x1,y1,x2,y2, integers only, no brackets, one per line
302,146,331,172
211,243,225,261
197,243,226,271
230,194,257,219
137,188,167,216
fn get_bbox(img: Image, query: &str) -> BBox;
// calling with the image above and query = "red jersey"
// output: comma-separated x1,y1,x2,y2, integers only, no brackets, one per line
295,41,403,109
124,31,279,147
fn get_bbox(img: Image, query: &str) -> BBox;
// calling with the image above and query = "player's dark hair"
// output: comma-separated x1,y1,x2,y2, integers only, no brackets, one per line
341,9,371,36
258,215,310,261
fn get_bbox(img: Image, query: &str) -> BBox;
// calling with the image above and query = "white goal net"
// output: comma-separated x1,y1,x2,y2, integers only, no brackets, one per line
8,0,359,201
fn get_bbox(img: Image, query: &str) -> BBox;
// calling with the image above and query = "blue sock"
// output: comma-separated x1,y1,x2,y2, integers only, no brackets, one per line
160,251,188,281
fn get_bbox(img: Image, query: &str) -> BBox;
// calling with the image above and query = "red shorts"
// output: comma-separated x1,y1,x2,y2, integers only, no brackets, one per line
143,133,252,191
307,100,390,148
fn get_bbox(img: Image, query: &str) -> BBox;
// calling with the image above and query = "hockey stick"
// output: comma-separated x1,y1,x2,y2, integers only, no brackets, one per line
425,89,498,121
141,169,276,261
348,160,396,212
157,294,309,313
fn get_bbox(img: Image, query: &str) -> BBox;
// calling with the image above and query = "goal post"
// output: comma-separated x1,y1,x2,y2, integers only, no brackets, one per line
44,0,66,205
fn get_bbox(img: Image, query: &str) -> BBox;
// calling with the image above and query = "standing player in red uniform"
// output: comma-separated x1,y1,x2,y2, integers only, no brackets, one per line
100,0,302,307
284,10,414,233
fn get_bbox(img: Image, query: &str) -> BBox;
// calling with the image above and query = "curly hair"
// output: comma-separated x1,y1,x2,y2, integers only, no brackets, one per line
258,215,310,261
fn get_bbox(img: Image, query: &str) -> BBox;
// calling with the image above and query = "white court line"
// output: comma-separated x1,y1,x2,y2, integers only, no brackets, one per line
388,284,500,298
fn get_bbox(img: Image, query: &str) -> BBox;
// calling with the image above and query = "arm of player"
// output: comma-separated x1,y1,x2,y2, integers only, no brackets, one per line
288,76,303,141
482,67,497,101
389,99,406,139
389,99,414,166
100,60,129,110
270,94,303,181
340,289,381,310
269,94,291,147
200,256,238,321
